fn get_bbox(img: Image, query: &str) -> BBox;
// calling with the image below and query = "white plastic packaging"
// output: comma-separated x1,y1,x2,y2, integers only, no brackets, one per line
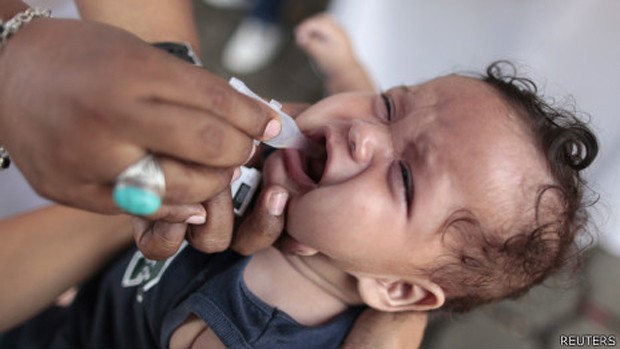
230,166,262,216
229,77,314,150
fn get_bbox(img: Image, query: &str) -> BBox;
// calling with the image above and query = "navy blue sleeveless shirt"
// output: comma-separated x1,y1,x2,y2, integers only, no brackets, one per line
48,245,363,348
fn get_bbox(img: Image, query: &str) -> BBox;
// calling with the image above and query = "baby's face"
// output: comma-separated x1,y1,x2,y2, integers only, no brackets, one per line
262,76,551,277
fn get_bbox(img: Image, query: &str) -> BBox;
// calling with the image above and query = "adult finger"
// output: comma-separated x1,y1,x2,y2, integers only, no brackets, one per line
276,234,318,256
150,203,206,224
186,189,234,254
153,155,235,207
232,186,289,256
133,218,187,260
149,61,280,140
107,154,234,221
341,309,428,349
120,102,256,167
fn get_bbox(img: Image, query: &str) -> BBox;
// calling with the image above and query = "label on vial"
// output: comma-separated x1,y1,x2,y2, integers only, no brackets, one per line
230,166,262,216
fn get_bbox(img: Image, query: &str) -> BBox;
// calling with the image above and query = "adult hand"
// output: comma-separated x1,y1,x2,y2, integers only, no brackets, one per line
132,103,311,260
0,17,278,218
133,184,291,260
342,309,428,349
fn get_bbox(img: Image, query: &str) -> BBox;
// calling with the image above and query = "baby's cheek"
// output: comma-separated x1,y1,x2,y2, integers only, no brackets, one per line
285,195,330,241
286,194,380,260
286,190,348,236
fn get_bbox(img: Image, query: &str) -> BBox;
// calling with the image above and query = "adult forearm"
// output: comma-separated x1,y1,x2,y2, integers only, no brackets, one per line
75,0,201,52
0,206,133,331
341,309,427,349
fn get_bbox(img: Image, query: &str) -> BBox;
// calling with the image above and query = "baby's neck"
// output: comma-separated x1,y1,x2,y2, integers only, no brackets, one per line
242,247,363,326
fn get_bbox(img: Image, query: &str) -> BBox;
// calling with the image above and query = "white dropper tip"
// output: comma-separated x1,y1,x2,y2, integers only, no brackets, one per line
229,77,314,151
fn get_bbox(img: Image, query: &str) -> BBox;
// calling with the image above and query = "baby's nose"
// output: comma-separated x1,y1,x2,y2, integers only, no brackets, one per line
348,120,391,164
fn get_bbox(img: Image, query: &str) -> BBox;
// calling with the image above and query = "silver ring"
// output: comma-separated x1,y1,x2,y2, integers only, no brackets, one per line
112,154,166,216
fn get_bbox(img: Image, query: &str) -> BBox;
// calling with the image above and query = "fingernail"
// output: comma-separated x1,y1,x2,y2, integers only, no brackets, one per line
268,192,288,216
263,119,281,140
185,215,206,225
294,245,319,256
230,167,241,184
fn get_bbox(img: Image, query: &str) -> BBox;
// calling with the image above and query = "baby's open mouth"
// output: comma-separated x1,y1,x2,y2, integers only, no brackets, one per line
301,136,327,184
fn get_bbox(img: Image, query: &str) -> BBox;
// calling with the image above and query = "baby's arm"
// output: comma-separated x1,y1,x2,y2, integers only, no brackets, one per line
295,13,376,94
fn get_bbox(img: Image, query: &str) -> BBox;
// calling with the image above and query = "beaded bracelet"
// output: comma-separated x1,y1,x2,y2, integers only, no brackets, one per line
0,146,10,170
0,7,51,50
0,7,51,170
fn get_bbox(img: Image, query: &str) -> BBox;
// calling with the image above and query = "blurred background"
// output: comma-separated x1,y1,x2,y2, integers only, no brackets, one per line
5,0,619,347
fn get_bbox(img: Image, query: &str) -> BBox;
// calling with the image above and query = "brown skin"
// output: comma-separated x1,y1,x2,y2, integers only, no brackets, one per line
0,204,428,349
0,3,428,347
0,0,278,222
76,4,426,347
341,309,428,349
75,0,201,52
0,206,133,332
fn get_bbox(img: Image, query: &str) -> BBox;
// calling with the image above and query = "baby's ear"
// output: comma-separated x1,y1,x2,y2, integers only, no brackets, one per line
357,276,445,312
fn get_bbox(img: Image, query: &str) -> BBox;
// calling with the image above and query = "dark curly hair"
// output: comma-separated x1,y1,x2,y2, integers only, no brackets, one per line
428,61,599,313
